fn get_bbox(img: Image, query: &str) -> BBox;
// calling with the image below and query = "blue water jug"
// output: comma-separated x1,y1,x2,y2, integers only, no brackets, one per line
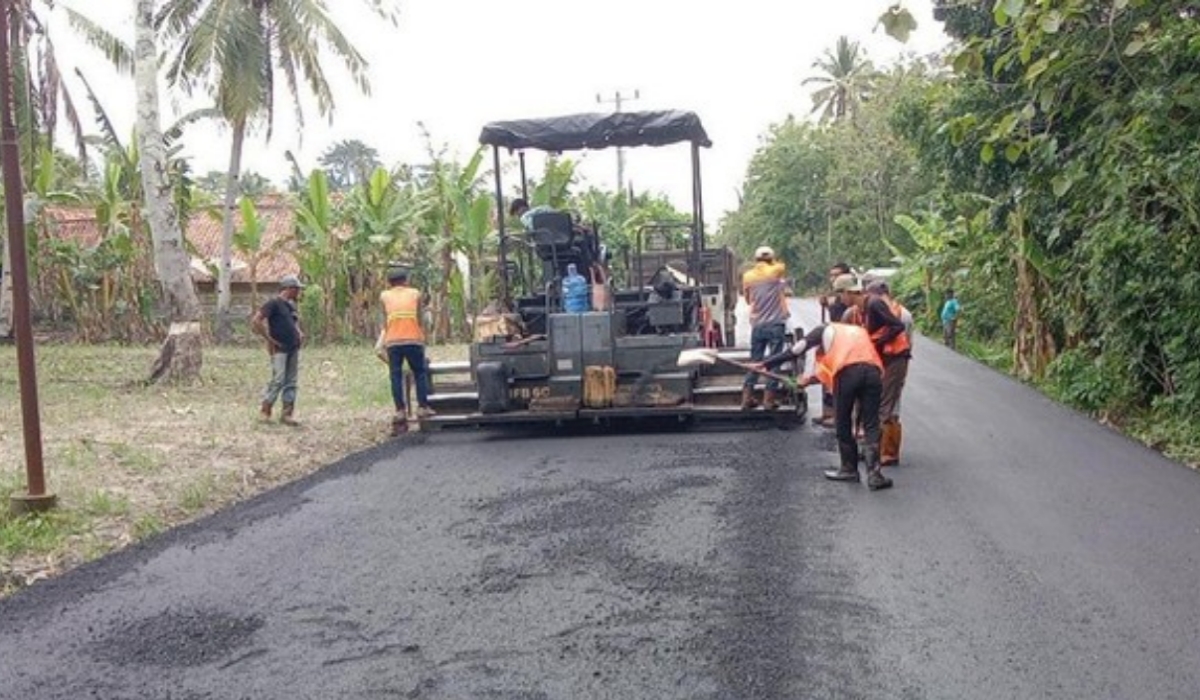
562,263,590,313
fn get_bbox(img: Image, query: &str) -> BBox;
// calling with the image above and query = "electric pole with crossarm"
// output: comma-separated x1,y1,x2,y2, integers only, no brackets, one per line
596,89,640,196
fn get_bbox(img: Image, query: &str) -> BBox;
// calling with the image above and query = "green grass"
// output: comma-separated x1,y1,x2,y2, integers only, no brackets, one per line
0,341,468,596
179,474,220,514
110,443,165,473
957,335,1013,374
1127,410,1200,468
84,489,131,517
132,513,165,539
0,510,85,559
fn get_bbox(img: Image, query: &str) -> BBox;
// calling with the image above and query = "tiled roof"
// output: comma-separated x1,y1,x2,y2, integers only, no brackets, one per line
42,207,104,248
42,198,300,284
183,197,299,283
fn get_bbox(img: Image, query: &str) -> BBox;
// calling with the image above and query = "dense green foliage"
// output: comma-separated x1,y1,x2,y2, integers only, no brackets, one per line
723,0,1200,452
720,59,931,292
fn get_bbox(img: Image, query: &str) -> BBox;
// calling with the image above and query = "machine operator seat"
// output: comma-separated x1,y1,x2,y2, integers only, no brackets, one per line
528,210,595,283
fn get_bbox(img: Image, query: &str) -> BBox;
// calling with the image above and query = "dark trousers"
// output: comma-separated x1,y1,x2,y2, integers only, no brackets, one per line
880,356,909,422
388,344,430,411
744,322,786,390
943,319,957,349
834,363,883,467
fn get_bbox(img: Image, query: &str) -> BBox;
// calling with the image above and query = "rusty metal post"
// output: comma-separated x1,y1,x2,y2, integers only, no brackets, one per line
1,0,55,514
492,145,509,307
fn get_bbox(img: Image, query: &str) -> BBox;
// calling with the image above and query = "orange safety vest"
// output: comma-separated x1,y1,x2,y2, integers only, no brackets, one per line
871,298,911,358
814,323,884,391
381,287,424,345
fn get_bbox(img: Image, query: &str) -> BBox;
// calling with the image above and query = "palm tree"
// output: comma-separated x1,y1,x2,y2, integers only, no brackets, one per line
6,1,132,178
135,0,204,382
319,138,381,190
196,169,276,200
155,0,400,341
0,2,130,335
802,36,875,123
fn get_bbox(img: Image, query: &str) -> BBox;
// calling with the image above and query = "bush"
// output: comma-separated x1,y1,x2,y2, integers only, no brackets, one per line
1045,348,1114,414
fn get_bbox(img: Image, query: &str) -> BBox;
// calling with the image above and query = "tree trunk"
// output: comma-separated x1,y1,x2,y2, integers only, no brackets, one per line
1010,209,1055,382
135,0,202,382
249,258,259,306
215,117,246,343
435,227,454,342
923,267,935,326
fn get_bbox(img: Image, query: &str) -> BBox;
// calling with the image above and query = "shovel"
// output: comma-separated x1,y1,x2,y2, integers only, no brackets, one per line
503,334,546,349
677,347,798,389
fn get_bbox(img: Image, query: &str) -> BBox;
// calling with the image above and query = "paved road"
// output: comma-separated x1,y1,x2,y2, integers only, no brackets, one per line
3,301,1199,699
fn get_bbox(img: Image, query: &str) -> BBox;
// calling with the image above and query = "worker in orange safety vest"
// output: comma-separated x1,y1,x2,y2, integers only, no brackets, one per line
376,266,435,435
759,323,893,491
865,279,912,466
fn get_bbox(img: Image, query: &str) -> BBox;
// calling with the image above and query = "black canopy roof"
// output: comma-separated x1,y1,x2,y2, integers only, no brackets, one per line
479,110,711,152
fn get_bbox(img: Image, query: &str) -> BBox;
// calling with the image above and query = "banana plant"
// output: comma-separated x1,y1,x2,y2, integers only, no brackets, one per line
231,197,271,305
342,166,425,336
292,169,341,339
888,209,963,324
417,138,488,342
530,156,576,208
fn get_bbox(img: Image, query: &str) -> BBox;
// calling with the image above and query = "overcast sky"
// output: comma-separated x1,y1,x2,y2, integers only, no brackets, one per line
50,0,949,225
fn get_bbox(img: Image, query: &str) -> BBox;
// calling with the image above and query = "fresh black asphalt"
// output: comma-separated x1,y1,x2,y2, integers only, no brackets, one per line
2,301,1198,699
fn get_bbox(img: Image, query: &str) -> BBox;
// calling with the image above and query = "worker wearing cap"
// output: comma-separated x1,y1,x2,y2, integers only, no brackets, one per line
760,323,893,491
834,273,867,325
251,274,305,426
378,267,435,435
865,280,912,466
741,245,790,410
812,263,851,427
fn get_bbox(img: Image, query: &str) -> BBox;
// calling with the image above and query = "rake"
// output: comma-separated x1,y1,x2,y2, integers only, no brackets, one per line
676,347,799,389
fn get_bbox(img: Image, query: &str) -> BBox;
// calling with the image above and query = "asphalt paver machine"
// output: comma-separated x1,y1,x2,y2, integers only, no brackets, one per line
420,109,805,430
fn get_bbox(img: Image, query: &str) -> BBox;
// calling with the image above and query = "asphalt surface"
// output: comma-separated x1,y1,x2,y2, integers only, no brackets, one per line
2,301,1199,699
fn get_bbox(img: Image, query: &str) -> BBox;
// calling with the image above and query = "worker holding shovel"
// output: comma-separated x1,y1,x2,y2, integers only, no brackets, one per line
756,323,893,491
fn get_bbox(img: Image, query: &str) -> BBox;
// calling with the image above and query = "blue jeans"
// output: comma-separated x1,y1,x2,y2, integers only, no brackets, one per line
744,322,786,390
388,344,430,411
262,350,299,405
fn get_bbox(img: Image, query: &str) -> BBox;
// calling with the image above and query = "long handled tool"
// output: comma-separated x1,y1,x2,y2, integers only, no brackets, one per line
503,334,546,349
676,347,798,389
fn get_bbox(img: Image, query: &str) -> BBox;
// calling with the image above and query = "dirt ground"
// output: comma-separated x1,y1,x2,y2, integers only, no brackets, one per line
0,342,465,596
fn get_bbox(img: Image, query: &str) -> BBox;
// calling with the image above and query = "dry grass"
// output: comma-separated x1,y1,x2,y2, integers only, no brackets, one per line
0,342,465,596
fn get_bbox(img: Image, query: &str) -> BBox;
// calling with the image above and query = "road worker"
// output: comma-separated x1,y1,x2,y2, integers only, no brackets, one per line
832,273,868,439
834,273,866,325
814,262,851,427
740,245,790,410
376,266,436,436
759,323,893,491
865,279,912,467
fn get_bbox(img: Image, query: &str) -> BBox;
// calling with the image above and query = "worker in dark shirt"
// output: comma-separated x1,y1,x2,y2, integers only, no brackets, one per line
819,262,852,324
251,275,305,426
865,280,912,466
863,289,908,355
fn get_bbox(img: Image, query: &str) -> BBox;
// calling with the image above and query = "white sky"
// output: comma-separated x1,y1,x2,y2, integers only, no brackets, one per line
51,0,949,225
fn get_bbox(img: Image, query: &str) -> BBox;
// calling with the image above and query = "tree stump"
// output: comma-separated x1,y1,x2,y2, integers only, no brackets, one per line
148,322,203,384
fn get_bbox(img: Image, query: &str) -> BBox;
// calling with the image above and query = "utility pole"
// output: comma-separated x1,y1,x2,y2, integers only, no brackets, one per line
596,89,639,195
1,0,54,514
